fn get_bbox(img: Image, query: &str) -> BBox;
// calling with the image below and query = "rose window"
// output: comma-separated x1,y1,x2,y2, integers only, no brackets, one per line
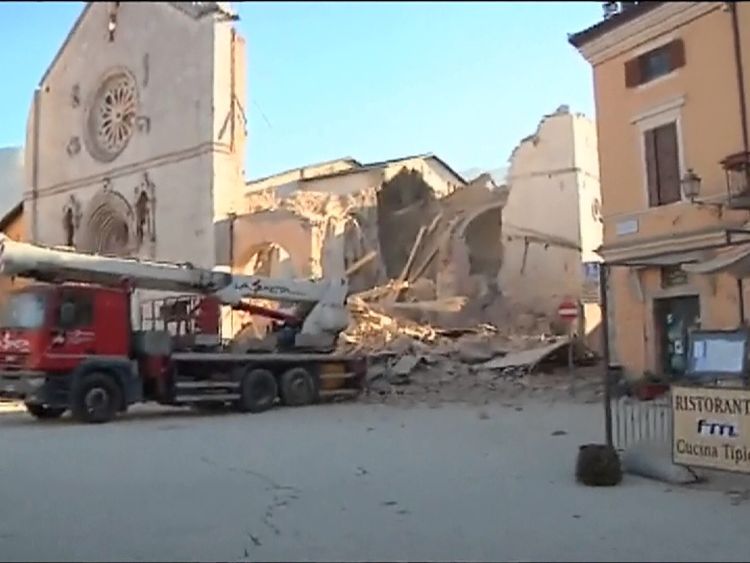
86,72,138,162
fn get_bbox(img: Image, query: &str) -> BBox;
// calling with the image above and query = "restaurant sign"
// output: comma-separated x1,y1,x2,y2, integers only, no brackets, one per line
673,385,750,474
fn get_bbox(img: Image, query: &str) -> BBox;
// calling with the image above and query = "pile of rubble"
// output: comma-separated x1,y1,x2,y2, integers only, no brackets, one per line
338,288,601,406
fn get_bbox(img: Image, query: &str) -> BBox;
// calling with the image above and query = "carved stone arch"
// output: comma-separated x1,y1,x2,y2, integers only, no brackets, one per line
240,242,296,279
80,186,134,256
231,211,314,278
457,202,504,279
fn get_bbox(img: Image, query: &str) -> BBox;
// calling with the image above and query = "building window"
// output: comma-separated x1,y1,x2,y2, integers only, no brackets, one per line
644,121,682,207
58,290,94,328
625,39,685,88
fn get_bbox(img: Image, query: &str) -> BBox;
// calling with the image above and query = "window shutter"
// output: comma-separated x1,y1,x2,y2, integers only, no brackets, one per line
668,39,686,71
625,57,642,88
644,129,660,206
655,123,681,204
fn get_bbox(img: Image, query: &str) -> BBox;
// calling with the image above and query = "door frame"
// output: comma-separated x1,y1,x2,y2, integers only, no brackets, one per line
652,293,701,378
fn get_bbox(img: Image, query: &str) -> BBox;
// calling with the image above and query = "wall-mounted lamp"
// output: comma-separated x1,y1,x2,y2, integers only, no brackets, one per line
682,168,724,211
681,169,702,200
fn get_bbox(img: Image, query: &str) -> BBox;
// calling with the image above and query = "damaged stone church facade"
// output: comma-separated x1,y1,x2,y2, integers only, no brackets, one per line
24,1,246,267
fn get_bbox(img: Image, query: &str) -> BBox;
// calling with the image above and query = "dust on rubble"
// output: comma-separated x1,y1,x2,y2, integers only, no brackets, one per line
338,291,603,407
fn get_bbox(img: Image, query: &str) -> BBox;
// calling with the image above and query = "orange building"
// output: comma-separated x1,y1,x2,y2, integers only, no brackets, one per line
0,203,25,301
570,2,750,379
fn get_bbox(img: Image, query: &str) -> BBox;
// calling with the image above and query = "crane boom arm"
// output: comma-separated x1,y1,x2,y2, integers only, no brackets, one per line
0,236,344,303
0,237,350,344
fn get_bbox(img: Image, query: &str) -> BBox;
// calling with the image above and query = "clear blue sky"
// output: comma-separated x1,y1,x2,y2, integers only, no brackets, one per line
0,1,601,180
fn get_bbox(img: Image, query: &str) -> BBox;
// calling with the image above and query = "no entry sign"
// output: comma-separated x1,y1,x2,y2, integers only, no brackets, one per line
558,300,579,321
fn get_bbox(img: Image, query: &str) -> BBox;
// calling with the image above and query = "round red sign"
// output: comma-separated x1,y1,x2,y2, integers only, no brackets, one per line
557,300,579,320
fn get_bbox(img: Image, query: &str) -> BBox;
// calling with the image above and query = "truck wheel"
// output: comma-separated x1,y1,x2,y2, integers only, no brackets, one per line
237,368,277,413
71,373,122,424
279,367,318,407
25,404,66,420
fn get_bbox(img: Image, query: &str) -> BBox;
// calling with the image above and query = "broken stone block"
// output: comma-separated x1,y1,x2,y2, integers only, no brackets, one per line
404,278,436,302
391,355,422,376
458,344,496,364
516,313,537,332
476,371,497,384
388,335,416,355
368,377,391,394
366,364,388,382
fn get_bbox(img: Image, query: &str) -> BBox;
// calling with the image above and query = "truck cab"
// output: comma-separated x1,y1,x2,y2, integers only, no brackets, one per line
0,283,131,370
0,283,139,421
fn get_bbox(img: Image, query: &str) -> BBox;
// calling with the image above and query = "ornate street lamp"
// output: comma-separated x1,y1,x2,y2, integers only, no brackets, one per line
681,169,702,201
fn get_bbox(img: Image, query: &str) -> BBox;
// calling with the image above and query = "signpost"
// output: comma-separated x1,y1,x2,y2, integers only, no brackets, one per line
673,385,750,474
558,299,579,396
581,262,601,304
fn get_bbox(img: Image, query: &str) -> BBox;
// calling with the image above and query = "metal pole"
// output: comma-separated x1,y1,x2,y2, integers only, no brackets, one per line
600,263,614,447
568,322,576,397
730,2,750,205
738,277,746,325
228,212,237,336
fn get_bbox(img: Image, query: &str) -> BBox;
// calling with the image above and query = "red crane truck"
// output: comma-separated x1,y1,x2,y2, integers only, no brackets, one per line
0,237,365,423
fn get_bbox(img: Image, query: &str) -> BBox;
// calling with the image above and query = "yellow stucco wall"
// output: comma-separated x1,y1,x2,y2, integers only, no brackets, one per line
595,4,749,244
578,2,750,377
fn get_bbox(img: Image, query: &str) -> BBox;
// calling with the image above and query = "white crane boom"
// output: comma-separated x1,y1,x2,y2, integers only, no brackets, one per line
0,237,349,343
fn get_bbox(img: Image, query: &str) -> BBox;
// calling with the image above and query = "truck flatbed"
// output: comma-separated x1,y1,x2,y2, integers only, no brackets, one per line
170,352,361,363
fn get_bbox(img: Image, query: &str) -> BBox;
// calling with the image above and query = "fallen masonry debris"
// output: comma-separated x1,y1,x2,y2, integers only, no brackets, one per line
337,288,601,405
229,155,601,407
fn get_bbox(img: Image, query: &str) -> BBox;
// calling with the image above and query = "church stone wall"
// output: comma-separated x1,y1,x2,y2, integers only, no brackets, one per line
25,2,246,269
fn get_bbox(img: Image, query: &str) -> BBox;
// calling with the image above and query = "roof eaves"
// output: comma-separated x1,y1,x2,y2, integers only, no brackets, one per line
363,153,432,168
245,156,363,186
167,2,235,20
297,153,467,186
298,166,377,183
425,154,467,185
568,2,663,48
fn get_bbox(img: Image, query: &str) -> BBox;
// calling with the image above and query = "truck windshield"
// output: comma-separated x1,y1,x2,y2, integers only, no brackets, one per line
0,293,47,329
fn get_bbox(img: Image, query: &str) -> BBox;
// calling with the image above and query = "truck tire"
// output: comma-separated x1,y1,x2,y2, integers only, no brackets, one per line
237,368,277,413
279,367,318,407
71,373,122,424
25,403,66,420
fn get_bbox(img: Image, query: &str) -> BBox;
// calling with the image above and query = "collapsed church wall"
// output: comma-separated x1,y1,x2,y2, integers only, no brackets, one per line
376,169,440,279
236,158,505,329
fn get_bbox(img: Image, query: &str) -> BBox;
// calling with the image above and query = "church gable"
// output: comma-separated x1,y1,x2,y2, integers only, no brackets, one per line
33,1,219,188
40,2,232,89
